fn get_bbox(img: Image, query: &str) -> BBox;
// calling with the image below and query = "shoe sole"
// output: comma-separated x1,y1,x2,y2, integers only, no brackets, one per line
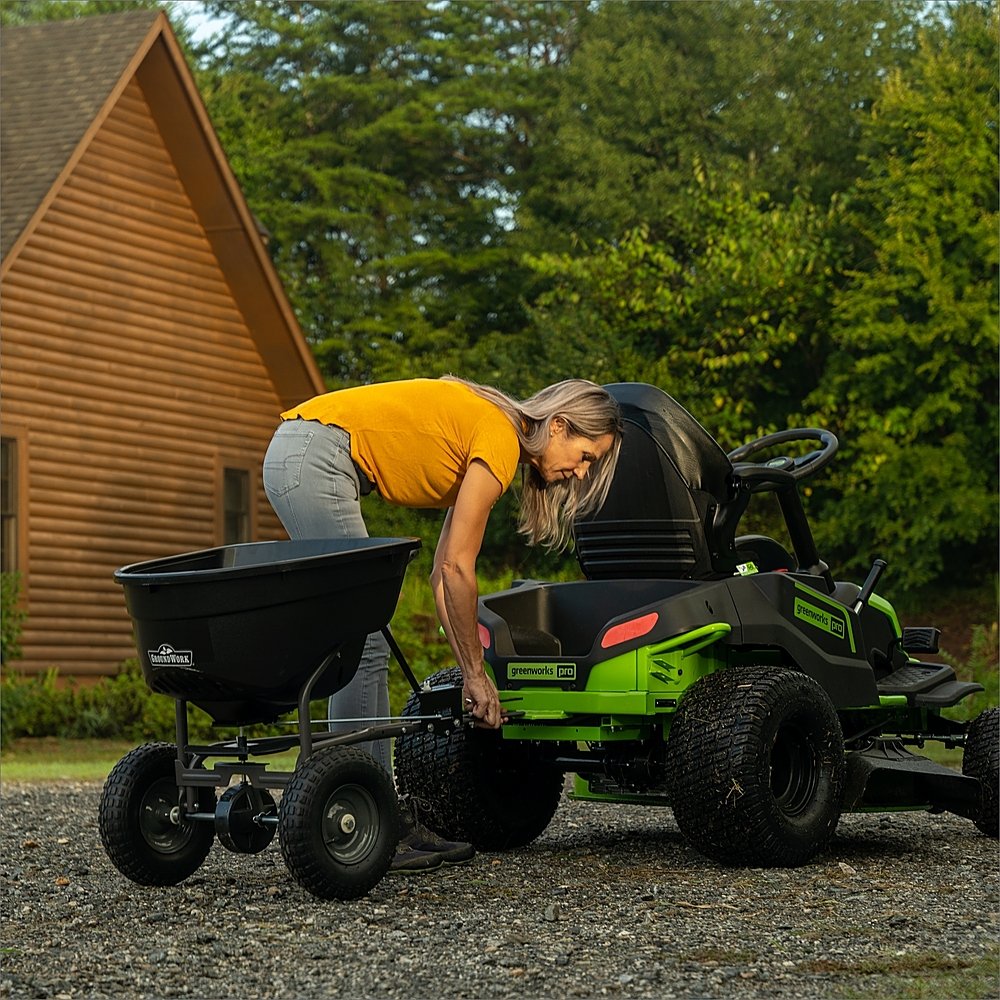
388,863,444,875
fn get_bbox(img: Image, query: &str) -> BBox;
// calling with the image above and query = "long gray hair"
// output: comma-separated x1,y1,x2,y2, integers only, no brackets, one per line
442,376,624,550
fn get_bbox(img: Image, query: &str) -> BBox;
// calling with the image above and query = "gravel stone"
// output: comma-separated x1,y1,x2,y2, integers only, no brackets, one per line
1,779,997,999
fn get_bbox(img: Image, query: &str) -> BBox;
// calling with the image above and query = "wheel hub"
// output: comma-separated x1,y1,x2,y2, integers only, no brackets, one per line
770,721,819,817
321,784,378,864
138,778,197,854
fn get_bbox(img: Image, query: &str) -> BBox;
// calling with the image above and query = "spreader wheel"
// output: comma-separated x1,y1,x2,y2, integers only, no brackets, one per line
962,708,999,837
278,746,397,900
667,666,845,867
99,742,216,886
215,783,277,854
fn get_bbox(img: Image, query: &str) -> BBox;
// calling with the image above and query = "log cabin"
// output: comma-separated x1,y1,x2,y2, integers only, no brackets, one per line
0,10,325,679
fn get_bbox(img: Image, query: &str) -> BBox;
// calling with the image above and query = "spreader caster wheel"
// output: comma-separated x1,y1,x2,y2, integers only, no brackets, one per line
215,783,278,854
278,746,398,900
99,742,216,887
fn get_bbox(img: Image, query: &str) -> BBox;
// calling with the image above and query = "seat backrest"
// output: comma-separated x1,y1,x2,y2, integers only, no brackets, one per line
575,383,743,580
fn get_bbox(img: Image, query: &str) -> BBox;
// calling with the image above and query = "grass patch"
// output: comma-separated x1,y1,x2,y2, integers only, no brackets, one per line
815,947,999,1000
1,736,299,784
1,737,136,782
918,743,963,769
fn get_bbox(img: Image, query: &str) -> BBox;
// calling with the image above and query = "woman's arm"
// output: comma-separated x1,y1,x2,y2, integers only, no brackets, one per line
431,459,504,728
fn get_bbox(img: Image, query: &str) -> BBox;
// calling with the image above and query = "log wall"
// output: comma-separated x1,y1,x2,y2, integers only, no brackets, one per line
1,77,290,677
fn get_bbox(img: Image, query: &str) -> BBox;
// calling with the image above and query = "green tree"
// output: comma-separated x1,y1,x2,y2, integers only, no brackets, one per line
196,0,581,387
806,2,999,590
518,0,925,246
514,173,842,447
0,0,192,41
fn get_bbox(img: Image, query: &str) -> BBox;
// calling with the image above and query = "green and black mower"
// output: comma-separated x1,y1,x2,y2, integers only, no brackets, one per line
395,382,999,867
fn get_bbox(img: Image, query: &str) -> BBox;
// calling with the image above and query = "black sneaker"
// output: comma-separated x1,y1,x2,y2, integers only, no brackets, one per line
389,842,443,874
399,799,476,866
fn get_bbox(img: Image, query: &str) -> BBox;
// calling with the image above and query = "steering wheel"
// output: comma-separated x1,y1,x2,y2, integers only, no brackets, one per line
726,428,838,481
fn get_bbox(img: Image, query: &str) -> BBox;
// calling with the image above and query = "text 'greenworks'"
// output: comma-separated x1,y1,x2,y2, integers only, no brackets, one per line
794,597,846,640
508,664,577,681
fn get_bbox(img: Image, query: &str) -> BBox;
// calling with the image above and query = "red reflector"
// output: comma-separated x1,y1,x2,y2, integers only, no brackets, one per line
600,612,659,649
478,623,491,649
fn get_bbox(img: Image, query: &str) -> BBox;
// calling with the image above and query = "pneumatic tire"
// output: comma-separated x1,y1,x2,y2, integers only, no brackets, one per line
394,667,563,850
962,707,999,837
278,746,398,900
667,666,845,867
99,742,216,886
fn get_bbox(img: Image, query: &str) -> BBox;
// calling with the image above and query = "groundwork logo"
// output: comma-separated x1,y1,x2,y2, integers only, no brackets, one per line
148,643,194,667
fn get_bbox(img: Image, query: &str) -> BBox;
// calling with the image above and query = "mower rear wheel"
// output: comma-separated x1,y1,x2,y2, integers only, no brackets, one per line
962,708,998,837
278,746,397,900
394,667,563,850
99,742,216,886
668,666,845,867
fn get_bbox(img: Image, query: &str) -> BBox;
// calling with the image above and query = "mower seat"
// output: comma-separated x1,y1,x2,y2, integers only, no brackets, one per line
575,384,749,580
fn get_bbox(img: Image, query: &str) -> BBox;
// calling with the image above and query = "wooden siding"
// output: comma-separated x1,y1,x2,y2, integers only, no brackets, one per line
1,77,289,677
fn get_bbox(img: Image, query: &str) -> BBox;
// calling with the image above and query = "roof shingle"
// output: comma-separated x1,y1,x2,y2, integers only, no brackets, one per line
1,9,160,259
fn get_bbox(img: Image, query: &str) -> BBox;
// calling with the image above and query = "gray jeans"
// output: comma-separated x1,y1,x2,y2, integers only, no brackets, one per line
262,419,392,773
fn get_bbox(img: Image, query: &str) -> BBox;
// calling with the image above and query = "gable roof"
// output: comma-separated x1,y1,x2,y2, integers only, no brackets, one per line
0,10,324,406
1,10,160,260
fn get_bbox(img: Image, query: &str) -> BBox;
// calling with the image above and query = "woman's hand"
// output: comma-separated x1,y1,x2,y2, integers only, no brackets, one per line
463,671,504,729
431,459,506,728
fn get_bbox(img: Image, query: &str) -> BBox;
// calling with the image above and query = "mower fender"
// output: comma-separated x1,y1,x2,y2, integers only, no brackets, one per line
727,574,880,708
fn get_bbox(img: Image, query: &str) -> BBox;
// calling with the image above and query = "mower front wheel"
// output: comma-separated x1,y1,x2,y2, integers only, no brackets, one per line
962,708,998,837
668,666,845,867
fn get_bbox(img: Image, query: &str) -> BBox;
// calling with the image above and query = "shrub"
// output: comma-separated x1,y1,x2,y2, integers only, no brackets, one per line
0,668,73,745
0,659,332,749
942,622,999,722
1,572,27,663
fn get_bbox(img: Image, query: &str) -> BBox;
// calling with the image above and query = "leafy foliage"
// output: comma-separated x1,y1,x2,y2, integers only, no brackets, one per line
194,0,575,385
1,573,26,664
805,2,999,588
518,0,927,244
7,0,997,593
520,176,843,445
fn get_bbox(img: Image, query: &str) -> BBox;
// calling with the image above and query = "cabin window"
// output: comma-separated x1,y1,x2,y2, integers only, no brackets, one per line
1,437,16,573
222,467,251,545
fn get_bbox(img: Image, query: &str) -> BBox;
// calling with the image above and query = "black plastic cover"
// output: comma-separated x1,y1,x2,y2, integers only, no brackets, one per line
575,383,743,580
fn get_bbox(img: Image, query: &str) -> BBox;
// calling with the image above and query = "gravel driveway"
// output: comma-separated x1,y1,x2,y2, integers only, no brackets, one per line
1,779,997,999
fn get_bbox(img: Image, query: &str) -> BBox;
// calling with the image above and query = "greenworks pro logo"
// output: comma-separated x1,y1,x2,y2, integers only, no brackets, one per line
794,598,846,640
508,664,576,681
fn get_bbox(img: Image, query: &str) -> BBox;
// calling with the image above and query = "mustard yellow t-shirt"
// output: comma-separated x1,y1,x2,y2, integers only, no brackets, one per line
281,379,521,509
